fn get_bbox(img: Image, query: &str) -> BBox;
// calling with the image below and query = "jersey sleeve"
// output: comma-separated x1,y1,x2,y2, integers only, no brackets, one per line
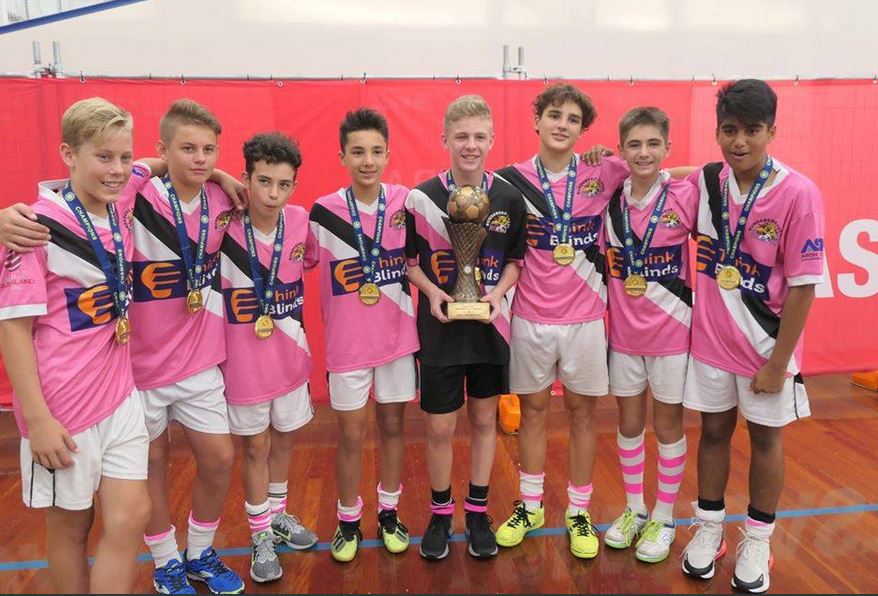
404,190,419,266
506,194,528,265
0,247,48,321
602,156,630,190
783,181,825,286
303,226,319,270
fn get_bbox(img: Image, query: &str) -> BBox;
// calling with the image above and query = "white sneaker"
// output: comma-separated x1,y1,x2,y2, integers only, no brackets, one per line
682,507,727,579
732,527,774,593
604,507,648,549
635,519,675,563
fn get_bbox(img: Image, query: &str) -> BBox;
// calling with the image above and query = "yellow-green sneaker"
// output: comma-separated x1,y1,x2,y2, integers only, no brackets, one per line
604,507,648,549
378,510,410,554
496,501,545,547
566,510,599,559
330,523,361,563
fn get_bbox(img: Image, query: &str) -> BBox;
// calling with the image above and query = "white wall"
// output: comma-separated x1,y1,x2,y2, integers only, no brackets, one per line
1,0,876,80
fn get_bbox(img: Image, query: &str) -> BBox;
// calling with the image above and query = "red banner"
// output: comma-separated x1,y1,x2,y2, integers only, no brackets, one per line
0,78,875,404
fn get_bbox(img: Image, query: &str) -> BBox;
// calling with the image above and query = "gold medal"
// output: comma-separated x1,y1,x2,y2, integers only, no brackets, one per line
624,275,648,297
552,243,575,266
254,314,275,339
186,289,204,313
717,265,742,290
358,282,381,305
114,315,131,344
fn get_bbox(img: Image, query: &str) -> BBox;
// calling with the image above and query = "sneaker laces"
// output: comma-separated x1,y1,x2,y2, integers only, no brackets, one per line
378,510,408,535
253,532,277,564
568,513,595,537
640,519,667,543
505,501,534,529
160,560,189,592
735,527,770,566
197,548,237,580
467,512,495,533
683,517,723,555
274,511,304,534
611,509,639,535
338,523,362,542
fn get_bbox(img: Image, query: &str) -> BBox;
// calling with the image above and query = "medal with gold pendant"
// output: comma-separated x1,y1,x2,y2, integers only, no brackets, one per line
114,315,131,344
186,288,204,313
553,243,575,266
624,274,648,297
254,314,275,339
359,281,381,305
717,265,742,290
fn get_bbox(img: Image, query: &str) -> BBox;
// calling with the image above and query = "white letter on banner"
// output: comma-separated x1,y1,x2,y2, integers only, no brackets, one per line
838,219,878,298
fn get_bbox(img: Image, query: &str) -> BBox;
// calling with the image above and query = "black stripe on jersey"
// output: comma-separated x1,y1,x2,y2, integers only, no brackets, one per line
309,203,410,296
132,193,187,259
37,214,111,270
415,176,451,215
494,166,553,219
703,162,778,338
220,233,270,282
607,186,692,307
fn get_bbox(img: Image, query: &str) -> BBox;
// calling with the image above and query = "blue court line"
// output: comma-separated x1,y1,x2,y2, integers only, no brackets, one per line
1,503,876,572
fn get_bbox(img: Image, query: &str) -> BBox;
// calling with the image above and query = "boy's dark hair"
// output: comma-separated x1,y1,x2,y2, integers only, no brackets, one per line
533,84,597,129
619,107,670,144
242,132,302,177
339,107,389,151
716,79,778,128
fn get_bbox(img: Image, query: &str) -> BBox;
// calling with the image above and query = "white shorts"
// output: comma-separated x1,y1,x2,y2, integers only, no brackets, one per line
609,351,689,404
683,357,811,427
329,354,417,411
227,383,314,436
140,366,230,441
21,391,148,511
510,317,609,397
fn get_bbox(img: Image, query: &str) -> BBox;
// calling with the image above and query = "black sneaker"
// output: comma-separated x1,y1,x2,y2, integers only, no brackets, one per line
465,511,498,558
419,513,453,560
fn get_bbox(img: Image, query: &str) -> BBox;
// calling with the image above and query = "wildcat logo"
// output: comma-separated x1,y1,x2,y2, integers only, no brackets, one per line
390,209,406,230
214,209,236,230
486,211,510,234
430,250,456,285
579,178,604,197
660,209,681,229
123,207,135,231
290,242,306,262
750,219,780,243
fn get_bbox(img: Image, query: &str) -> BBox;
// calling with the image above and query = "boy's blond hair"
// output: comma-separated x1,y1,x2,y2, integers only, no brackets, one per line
444,94,492,131
61,97,133,149
619,107,670,144
159,98,222,143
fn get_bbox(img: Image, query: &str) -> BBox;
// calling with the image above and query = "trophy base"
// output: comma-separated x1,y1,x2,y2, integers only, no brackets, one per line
447,302,491,322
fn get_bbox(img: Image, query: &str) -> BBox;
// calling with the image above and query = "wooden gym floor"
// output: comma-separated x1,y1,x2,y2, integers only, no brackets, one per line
0,373,876,594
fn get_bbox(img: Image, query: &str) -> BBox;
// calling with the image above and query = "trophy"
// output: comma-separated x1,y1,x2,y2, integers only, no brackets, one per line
443,185,491,321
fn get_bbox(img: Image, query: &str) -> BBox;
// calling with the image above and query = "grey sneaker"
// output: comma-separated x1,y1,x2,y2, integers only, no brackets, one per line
250,531,282,583
272,511,318,550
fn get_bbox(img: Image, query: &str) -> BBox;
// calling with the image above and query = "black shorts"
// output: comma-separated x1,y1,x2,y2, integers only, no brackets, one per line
418,362,509,414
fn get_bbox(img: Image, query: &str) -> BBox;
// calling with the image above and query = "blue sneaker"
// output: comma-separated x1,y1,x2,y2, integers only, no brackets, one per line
153,559,196,595
183,548,245,594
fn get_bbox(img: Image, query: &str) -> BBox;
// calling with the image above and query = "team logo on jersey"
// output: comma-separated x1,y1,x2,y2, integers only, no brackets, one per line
66,283,116,330
525,213,547,247
486,211,510,233
579,178,604,197
800,237,824,261
137,261,184,300
695,234,770,298
214,208,237,230
660,209,681,229
290,242,306,262
123,207,135,231
4,251,21,272
390,209,406,230
430,250,456,286
224,281,304,324
329,249,406,296
750,219,781,243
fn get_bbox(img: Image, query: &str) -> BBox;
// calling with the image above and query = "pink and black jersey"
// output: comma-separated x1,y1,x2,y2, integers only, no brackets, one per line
604,172,698,356
219,205,315,404
130,177,234,389
688,159,825,377
309,184,419,372
404,172,527,366
496,155,629,324
0,180,136,437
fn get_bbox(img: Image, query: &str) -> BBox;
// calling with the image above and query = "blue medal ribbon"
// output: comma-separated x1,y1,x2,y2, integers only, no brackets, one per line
62,182,129,319
621,182,670,277
163,175,209,293
345,186,386,282
534,156,577,245
720,157,774,264
445,170,488,194
242,211,285,317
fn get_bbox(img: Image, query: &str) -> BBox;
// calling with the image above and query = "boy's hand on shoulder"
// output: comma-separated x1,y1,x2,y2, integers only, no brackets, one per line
27,415,78,470
581,145,614,166
0,204,50,253
212,169,248,210
749,362,786,395
428,286,454,323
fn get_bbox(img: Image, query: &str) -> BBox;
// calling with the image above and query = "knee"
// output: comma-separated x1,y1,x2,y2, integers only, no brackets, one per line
427,417,456,443
520,397,549,421
199,443,235,476
568,399,597,428
652,417,682,444
377,414,404,439
749,425,782,453
105,496,151,540
244,435,271,462
700,420,734,445
468,411,496,436
619,416,646,438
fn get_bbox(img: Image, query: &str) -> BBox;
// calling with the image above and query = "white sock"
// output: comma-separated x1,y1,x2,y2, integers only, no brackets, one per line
144,525,179,569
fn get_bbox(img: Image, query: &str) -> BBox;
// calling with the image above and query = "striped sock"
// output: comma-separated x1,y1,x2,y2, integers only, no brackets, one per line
267,481,288,517
377,482,402,513
430,487,454,516
566,481,593,517
745,505,776,539
519,470,545,512
653,436,687,523
464,483,488,514
617,430,647,515
245,500,273,536
337,496,363,524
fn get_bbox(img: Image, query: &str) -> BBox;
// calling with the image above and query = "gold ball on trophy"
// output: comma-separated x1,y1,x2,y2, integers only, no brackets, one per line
448,185,490,223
